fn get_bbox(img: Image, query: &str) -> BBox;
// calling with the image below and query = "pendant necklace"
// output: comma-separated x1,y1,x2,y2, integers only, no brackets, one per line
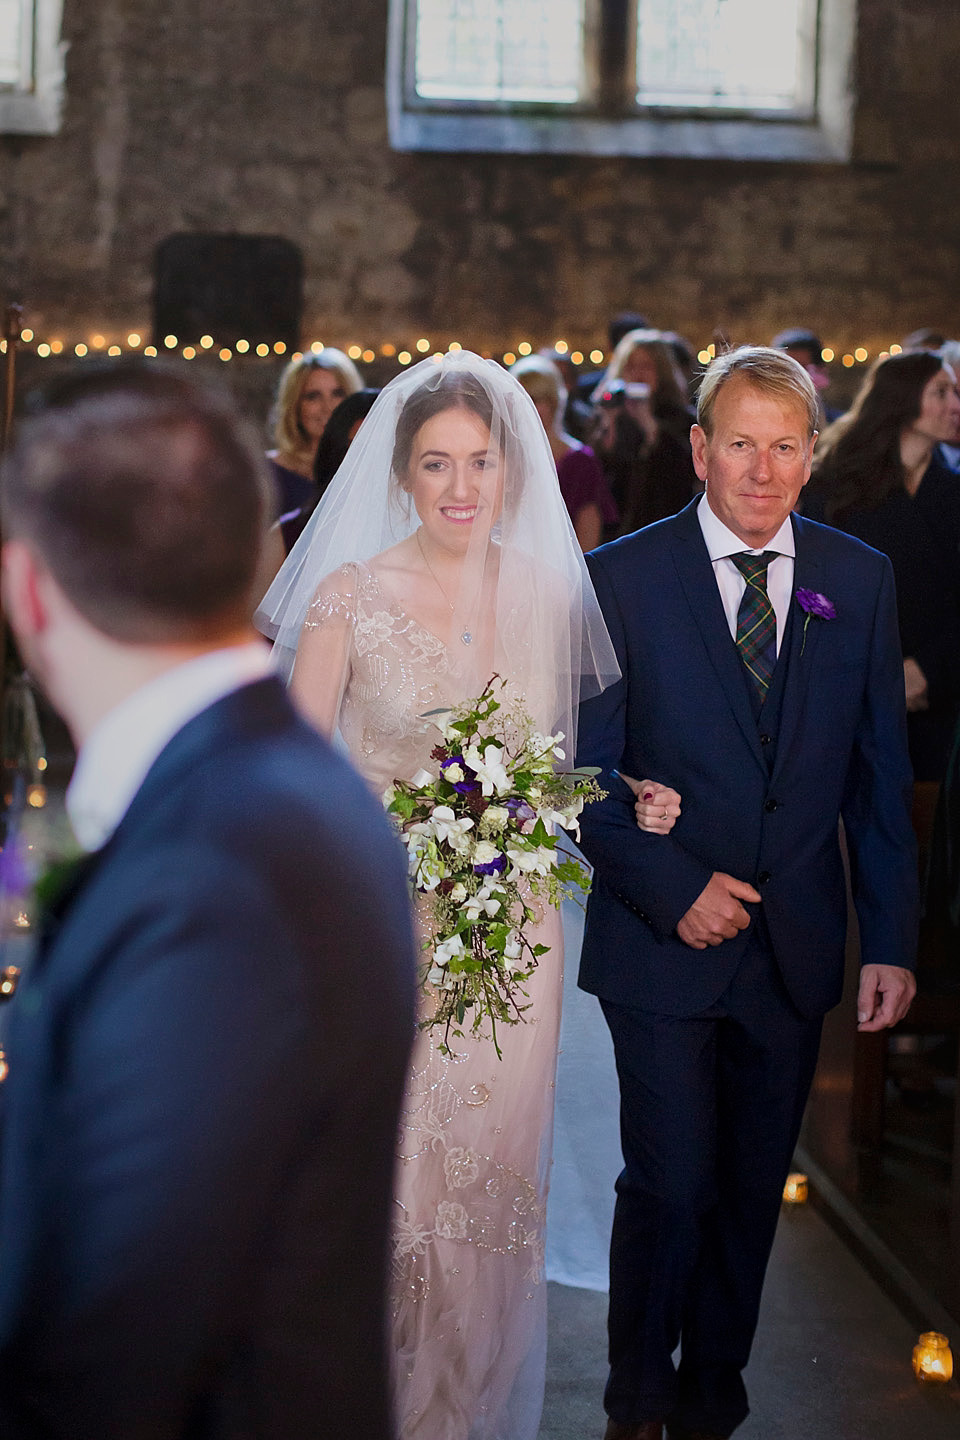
416,529,473,645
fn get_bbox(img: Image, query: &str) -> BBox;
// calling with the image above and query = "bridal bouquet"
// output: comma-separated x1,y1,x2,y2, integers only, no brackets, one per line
384,676,603,1056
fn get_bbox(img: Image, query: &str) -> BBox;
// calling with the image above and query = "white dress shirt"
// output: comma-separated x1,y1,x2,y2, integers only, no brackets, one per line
696,496,796,655
66,642,273,853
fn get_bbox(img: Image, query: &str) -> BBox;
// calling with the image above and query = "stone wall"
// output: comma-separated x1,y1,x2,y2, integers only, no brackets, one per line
1,0,959,365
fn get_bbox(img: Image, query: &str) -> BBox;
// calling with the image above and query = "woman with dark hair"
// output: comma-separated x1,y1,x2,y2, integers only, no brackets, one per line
589,328,698,536
807,350,960,779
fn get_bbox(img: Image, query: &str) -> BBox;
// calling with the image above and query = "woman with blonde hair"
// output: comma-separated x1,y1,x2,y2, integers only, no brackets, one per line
266,349,362,514
511,353,617,551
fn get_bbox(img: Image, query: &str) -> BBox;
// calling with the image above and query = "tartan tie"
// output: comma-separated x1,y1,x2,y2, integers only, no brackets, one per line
730,551,778,700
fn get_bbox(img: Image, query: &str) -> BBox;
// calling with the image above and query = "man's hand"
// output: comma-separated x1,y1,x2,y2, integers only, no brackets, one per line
903,656,929,712
676,872,762,950
619,773,682,835
857,964,916,1031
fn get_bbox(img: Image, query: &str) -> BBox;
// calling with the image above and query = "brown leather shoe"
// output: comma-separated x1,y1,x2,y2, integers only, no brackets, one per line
604,1420,664,1440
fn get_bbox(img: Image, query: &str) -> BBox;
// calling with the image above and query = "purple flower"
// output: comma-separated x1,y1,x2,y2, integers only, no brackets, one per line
795,588,836,656
441,754,479,794
796,588,836,621
504,797,536,824
474,855,507,876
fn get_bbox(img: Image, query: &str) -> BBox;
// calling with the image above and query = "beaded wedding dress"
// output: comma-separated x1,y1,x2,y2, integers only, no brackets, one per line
305,561,561,1440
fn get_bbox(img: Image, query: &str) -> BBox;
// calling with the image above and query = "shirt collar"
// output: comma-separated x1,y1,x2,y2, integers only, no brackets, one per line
66,642,273,853
696,494,796,561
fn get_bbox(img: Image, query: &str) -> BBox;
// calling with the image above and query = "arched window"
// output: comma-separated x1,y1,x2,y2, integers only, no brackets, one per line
0,0,66,135
388,0,855,161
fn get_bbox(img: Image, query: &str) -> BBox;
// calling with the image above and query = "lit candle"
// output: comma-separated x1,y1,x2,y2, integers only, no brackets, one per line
782,1172,809,1204
912,1332,953,1383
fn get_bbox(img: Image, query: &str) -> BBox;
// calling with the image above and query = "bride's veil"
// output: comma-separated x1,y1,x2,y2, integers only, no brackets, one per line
255,349,620,758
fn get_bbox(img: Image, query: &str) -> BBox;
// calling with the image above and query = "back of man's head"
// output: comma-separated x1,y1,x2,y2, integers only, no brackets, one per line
1,364,270,643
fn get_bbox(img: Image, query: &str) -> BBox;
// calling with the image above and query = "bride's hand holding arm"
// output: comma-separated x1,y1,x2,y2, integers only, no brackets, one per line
619,774,682,836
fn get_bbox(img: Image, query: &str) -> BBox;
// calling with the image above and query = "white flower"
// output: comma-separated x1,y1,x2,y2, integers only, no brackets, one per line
430,805,474,850
471,839,500,866
443,763,465,784
464,887,502,921
435,1199,469,1240
382,784,397,809
506,844,556,879
503,930,526,973
479,805,510,834
462,743,510,797
410,768,435,788
433,934,466,967
450,882,468,903
444,1146,480,1189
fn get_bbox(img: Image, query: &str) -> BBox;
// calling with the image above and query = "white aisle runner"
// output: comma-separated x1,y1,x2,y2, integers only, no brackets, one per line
545,898,623,1292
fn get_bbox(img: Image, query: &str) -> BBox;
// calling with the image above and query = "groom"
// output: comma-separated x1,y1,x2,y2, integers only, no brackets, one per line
0,367,416,1439
576,346,917,1440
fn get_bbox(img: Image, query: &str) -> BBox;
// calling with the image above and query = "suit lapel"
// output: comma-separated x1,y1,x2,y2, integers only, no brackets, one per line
669,503,767,774
770,514,827,784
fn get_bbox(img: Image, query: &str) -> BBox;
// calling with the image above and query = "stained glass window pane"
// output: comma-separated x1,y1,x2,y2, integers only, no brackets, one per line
636,0,816,112
414,0,586,104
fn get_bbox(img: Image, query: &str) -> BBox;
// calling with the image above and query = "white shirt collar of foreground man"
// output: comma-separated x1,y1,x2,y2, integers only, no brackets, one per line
696,493,796,655
66,642,273,853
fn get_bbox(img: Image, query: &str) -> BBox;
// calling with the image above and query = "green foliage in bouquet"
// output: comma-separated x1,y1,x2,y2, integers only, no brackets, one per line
385,676,604,1057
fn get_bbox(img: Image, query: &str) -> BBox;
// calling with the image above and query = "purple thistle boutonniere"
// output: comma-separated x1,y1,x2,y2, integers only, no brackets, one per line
796,588,837,655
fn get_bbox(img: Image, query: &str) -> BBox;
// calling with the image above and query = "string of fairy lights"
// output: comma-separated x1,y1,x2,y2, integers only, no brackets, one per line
0,327,906,371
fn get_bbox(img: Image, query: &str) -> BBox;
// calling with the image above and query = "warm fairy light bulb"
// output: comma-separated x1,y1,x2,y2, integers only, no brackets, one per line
310,340,324,353
200,334,214,349
144,345,158,357
20,327,33,342
348,344,362,360
571,350,583,364
554,340,568,354
503,352,516,366
36,757,47,772
182,346,196,359
273,341,286,355
698,349,711,364
37,343,50,357
256,343,269,357
381,343,396,356
164,335,178,349
821,347,835,363
398,351,412,365
91,333,106,349
448,341,461,353
842,354,855,368
518,341,532,356
50,339,63,354
416,338,430,353
127,332,142,347
362,348,375,363
219,348,232,361
590,349,604,364
27,785,46,809
890,343,902,355
854,347,868,362
75,343,88,357
236,339,250,353
108,345,121,356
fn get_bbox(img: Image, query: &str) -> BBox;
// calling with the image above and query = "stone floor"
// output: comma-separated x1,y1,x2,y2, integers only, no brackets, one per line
540,1195,960,1440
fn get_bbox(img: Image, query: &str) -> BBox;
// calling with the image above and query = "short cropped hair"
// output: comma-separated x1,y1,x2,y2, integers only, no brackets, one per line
2,364,272,643
696,346,819,440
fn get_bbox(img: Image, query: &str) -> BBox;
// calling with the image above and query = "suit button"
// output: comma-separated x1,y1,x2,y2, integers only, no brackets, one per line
764,798,779,813
759,732,772,745
758,871,772,886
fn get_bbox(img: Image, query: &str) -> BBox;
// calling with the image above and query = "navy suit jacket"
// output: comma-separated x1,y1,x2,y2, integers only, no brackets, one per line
0,678,416,1440
576,500,918,1019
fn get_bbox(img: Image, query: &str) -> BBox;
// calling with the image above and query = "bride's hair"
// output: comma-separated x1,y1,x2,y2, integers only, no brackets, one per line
391,372,497,484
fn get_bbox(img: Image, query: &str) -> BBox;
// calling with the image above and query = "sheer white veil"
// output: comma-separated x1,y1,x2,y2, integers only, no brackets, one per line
255,350,619,757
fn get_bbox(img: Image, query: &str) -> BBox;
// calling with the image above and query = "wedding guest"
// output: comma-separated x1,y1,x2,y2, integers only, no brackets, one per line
266,348,362,515
936,341,960,473
0,365,415,1440
577,346,917,1440
771,327,841,423
512,354,618,550
590,329,698,535
276,387,381,556
806,350,960,780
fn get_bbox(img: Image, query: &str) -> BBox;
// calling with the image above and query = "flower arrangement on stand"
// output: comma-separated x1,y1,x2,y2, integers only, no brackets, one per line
385,676,604,1057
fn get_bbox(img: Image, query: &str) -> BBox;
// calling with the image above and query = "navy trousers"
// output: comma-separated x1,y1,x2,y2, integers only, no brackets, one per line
600,932,823,1436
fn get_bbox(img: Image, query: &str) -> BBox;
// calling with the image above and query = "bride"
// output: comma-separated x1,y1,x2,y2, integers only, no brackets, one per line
257,352,675,1440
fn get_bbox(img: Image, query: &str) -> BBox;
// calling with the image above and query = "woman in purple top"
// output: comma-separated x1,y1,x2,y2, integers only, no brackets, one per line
511,355,618,550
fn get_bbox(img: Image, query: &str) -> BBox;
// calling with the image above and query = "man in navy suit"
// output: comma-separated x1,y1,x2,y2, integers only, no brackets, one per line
576,347,917,1440
0,368,416,1439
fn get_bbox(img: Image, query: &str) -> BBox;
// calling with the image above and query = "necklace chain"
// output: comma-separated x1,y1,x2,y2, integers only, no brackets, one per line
415,529,474,646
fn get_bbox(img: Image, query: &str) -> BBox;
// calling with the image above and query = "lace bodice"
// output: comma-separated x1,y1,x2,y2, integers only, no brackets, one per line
304,562,459,795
